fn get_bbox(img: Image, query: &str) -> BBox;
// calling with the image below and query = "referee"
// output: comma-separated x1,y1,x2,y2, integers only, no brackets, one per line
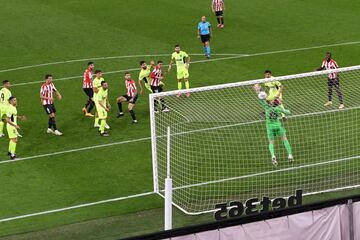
197,16,212,59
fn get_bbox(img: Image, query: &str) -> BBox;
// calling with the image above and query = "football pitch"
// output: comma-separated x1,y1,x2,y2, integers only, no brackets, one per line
0,0,359,239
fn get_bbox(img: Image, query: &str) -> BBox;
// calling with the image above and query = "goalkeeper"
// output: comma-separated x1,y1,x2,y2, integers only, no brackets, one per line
254,84,293,166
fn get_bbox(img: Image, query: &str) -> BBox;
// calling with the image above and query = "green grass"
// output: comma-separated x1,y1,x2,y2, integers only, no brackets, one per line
0,0,359,239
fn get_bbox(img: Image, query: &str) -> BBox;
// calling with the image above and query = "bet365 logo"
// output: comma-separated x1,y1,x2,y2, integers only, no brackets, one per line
214,190,302,220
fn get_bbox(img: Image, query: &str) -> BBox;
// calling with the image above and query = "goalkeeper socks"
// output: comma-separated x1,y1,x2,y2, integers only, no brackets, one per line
178,82,182,90
269,143,275,158
129,110,137,121
100,119,106,134
117,102,123,113
9,141,16,155
283,140,293,155
185,81,190,90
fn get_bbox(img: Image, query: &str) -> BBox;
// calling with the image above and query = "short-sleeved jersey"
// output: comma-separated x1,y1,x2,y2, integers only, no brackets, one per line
321,59,339,79
96,88,108,107
40,82,57,105
93,77,104,99
125,79,137,97
212,0,224,11
6,105,17,125
0,88,12,106
198,21,211,35
264,81,282,100
171,51,189,71
259,99,290,127
139,66,152,83
83,68,93,88
150,67,162,87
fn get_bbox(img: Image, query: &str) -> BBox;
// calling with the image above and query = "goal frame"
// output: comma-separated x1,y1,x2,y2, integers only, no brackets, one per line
149,65,360,215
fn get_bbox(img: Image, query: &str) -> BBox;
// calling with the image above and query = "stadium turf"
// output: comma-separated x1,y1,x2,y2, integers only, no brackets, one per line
0,0,359,239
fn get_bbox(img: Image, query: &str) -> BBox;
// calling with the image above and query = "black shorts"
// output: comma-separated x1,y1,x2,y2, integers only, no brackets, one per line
151,86,163,94
43,104,56,115
200,34,210,43
122,94,138,104
215,11,223,17
83,88,94,98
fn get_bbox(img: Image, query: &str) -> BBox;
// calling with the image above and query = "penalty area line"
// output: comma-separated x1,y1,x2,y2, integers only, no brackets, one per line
0,191,155,223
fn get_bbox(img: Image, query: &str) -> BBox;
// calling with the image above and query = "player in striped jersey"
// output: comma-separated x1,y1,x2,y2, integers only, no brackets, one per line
116,72,138,123
95,81,111,136
151,61,169,112
40,74,63,136
82,62,95,117
0,80,12,137
6,96,26,160
316,52,344,109
168,45,191,97
212,0,225,28
138,60,155,94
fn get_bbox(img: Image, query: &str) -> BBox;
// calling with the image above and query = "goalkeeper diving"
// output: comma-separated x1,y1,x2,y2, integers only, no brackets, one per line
254,83,294,166
263,70,286,119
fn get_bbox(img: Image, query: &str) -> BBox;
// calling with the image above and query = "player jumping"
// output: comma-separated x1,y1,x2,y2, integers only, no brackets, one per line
168,44,191,97
6,96,26,160
0,80,12,137
116,72,138,123
254,84,293,166
138,60,155,94
264,70,286,119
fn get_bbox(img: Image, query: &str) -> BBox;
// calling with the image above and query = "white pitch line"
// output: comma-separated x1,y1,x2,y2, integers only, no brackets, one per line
0,191,155,223
0,53,244,74
11,55,248,87
170,155,360,192
10,40,360,87
1,105,359,165
0,137,151,164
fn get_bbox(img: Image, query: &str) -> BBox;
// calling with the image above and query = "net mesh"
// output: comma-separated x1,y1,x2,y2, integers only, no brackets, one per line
150,66,360,214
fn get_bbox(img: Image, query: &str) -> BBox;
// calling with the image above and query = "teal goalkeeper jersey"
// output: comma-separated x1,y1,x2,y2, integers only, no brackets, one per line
259,99,290,126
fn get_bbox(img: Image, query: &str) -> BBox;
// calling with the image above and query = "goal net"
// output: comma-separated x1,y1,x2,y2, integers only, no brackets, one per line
150,65,360,215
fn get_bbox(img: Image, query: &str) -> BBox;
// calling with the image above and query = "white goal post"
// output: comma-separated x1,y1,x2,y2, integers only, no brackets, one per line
150,65,360,215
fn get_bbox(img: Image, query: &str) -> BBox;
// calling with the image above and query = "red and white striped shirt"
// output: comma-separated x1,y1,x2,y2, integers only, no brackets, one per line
126,79,137,97
321,59,339,79
150,67,162,87
212,0,224,11
83,68,93,88
40,82,57,105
